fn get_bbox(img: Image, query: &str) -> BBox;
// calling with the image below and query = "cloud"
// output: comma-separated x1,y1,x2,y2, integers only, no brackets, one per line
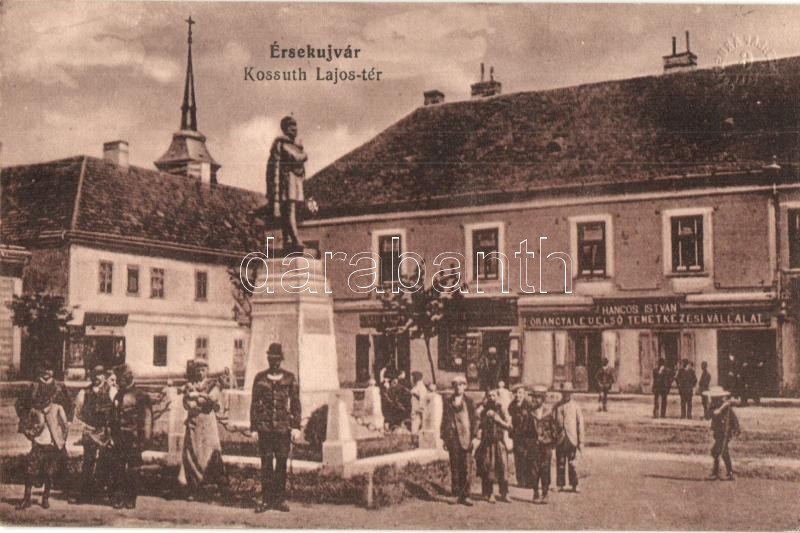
0,1,180,86
213,116,377,192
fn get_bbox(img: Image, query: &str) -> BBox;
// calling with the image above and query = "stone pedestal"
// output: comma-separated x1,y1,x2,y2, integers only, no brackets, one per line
322,391,357,472
243,256,340,423
165,386,186,465
362,383,385,431
418,391,443,450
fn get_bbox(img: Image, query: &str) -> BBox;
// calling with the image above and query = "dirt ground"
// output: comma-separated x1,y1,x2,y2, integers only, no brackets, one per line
2,451,799,530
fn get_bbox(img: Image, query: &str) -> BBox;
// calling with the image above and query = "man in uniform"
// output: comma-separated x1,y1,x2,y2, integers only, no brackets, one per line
71,365,112,504
508,384,535,489
109,365,152,509
266,116,309,251
250,343,301,513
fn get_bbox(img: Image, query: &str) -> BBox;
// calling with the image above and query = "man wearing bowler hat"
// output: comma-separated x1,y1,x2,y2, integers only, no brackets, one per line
250,342,301,513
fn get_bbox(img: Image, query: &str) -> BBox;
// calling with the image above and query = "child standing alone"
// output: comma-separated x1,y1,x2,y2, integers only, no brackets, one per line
703,386,740,481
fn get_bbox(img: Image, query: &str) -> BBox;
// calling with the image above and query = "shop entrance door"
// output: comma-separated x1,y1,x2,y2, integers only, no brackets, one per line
480,331,510,389
657,332,680,371
571,332,602,391
718,330,778,398
372,333,410,381
85,336,126,370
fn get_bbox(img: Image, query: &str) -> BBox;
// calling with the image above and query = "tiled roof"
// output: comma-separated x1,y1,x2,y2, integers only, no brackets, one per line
1,156,266,256
306,56,800,219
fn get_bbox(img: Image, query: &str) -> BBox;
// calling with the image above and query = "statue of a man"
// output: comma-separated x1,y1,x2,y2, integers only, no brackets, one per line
266,116,308,250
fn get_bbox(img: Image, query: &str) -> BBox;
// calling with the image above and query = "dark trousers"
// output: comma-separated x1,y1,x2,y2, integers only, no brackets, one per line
679,391,693,419
258,431,291,505
701,394,710,419
513,443,534,488
653,391,668,418
80,439,101,499
711,438,733,475
531,445,552,495
110,441,143,506
598,389,609,411
556,440,578,488
448,447,471,499
481,477,509,498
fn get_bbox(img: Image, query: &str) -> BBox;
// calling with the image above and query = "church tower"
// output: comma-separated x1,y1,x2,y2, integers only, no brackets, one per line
155,17,221,184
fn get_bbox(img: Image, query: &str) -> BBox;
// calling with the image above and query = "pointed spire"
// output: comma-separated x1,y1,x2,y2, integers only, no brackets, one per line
155,16,220,184
181,16,197,131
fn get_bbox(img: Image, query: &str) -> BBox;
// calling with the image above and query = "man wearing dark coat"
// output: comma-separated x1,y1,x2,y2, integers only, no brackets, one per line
508,385,536,489
698,361,712,419
71,364,113,504
676,359,698,419
652,358,673,418
440,376,477,506
266,116,308,251
250,343,301,513
108,365,152,509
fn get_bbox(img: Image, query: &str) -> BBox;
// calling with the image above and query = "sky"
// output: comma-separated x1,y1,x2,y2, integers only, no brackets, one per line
3,2,800,194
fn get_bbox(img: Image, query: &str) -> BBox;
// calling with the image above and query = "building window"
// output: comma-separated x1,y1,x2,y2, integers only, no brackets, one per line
472,227,500,281
195,271,208,300
577,222,606,276
789,209,800,268
99,261,113,294
150,268,165,298
671,215,704,272
195,337,208,360
127,266,139,295
378,235,401,284
153,335,168,367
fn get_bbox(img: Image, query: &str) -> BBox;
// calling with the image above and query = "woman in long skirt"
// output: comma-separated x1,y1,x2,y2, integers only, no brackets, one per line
179,359,228,499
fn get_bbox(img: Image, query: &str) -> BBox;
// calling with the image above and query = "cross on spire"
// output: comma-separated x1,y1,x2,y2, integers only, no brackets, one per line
185,16,195,44
180,16,197,131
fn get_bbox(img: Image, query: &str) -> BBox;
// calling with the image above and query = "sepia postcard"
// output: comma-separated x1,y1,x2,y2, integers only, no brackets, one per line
1,1,799,529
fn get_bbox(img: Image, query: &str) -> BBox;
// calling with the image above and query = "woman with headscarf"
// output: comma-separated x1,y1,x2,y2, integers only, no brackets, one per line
179,359,228,499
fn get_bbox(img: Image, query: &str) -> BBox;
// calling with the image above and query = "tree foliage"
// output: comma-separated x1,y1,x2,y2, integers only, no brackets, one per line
8,293,72,377
376,262,466,384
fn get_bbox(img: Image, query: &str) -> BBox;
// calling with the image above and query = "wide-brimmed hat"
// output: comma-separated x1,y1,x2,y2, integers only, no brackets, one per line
559,382,575,393
702,385,730,398
510,383,527,393
267,342,284,358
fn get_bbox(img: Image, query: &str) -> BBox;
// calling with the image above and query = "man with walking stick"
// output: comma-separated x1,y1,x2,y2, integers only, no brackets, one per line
250,343,302,513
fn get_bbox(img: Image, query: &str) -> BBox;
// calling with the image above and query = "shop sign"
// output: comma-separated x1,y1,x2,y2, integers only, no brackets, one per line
445,298,518,328
524,301,772,330
84,313,128,327
359,312,405,330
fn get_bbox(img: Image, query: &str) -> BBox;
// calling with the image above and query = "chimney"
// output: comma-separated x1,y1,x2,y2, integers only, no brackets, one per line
187,160,214,184
103,140,129,169
470,64,502,98
663,31,697,73
423,90,445,106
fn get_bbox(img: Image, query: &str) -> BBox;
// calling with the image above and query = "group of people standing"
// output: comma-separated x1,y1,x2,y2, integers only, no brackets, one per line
652,358,713,419
14,363,151,510
440,377,585,506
